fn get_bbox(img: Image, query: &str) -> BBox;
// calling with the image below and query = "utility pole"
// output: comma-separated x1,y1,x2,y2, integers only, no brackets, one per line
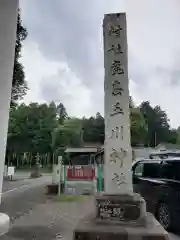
80,128,84,146
154,131,157,147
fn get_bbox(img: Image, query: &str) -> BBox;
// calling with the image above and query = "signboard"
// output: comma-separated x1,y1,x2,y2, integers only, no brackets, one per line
98,204,124,220
7,166,15,176
67,165,95,181
96,198,140,221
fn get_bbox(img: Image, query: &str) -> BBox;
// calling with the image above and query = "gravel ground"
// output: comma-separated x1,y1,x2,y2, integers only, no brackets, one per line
1,197,93,240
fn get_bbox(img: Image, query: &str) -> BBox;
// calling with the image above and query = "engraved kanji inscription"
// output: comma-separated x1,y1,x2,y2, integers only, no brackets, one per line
120,125,124,140
99,206,112,218
109,148,127,168
111,61,124,75
110,125,124,139
112,80,123,96
99,205,124,219
112,173,119,181
112,207,124,218
111,126,119,139
108,44,123,54
112,173,127,186
110,102,124,116
108,25,122,37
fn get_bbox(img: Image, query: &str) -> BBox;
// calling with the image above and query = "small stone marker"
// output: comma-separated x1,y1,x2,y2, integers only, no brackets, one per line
73,13,170,240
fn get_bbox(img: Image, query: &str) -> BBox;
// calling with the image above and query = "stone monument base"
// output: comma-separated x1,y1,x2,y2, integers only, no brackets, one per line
73,193,169,240
74,213,169,240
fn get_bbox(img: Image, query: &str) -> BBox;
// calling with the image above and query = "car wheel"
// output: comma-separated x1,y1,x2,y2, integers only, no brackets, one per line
157,203,172,231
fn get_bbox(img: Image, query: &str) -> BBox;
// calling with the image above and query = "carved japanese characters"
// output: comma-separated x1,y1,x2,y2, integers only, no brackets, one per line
110,148,127,168
99,205,124,219
112,173,127,186
110,126,124,140
110,102,124,116
108,24,122,37
112,80,123,96
108,44,123,55
111,61,124,75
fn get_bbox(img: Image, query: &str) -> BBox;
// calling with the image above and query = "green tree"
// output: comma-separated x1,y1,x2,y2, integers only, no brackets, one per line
82,113,104,144
130,107,148,146
129,96,134,108
7,102,58,155
56,103,68,124
140,101,171,146
11,10,28,105
52,118,82,149
168,129,178,144
7,97,179,167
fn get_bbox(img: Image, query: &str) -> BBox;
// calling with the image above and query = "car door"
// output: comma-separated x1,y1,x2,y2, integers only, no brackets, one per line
133,161,161,214
132,161,146,196
142,162,161,213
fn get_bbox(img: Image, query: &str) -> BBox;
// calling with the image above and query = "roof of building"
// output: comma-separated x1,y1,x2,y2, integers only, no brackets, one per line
65,147,99,153
82,142,103,148
65,142,104,153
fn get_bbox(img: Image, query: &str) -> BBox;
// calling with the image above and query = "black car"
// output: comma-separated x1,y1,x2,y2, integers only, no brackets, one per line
132,159,180,231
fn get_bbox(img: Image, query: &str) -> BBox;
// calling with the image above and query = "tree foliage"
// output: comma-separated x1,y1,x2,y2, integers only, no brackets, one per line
11,10,28,105
56,103,68,124
82,112,104,144
8,102,57,154
6,98,180,166
139,101,171,146
130,107,148,146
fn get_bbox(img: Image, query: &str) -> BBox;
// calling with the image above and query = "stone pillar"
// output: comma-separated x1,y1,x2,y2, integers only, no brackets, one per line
104,13,132,195
0,0,19,235
73,13,169,240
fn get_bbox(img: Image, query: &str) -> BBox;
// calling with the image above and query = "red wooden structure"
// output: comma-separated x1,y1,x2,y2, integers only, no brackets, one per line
67,165,95,181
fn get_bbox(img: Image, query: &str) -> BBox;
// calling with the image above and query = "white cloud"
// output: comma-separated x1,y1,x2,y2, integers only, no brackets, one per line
21,41,92,117
20,0,180,127
21,41,60,104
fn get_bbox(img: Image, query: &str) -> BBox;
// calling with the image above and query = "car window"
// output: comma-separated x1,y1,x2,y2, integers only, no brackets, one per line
143,163,160,178
161,163,174,179
161,162,180,181
134,163,144,177
134,162,161,178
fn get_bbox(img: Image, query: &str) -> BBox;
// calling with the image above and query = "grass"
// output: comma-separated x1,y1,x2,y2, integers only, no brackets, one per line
55,194,89,202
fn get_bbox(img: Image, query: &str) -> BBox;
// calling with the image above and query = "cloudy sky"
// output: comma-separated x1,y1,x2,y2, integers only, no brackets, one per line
19,0,180,128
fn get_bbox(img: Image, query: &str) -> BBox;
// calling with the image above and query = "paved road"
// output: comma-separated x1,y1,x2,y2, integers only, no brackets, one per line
0,174,51,221
2,172,51,193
